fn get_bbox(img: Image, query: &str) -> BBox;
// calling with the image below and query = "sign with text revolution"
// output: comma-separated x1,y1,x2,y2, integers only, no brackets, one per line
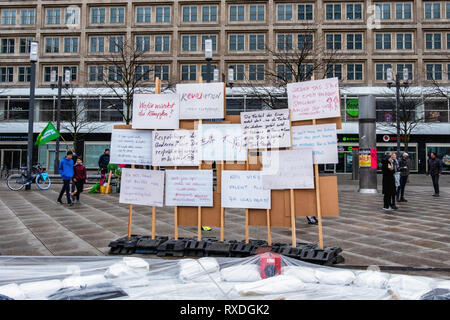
110,129,152,165
241,109,291,149
165,170,213,207
291,123,338,164
176,83,225,119
119,168,164,207
152,130,199,166
132,93,179,129
261,149,314,189
287,78,341,121
221,170,271,209
198,124,247,161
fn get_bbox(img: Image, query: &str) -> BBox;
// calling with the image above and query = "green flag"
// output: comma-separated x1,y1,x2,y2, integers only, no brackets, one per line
35,122,61,146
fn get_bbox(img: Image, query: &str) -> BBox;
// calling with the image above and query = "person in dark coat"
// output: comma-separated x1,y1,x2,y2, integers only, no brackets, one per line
397,153,410,202
71,157,87,205
98,149,110,175
382,154,397,211
427,152,442,197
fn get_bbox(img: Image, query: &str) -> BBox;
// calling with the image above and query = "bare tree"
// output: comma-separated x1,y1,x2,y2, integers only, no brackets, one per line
60,85,104,154
100,37,176,124
242,31,342,109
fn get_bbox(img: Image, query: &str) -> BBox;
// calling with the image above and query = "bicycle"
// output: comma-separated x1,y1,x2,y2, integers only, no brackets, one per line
6,164,52,191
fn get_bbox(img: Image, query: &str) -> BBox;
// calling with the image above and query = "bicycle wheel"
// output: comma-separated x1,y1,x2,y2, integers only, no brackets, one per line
7,174,26,191
36,174,51,190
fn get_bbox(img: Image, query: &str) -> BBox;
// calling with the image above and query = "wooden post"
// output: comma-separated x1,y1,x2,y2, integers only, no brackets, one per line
197,76,203,242
127,164,136,238
245,149,249,244
220,160,225,242
312,118,324,249
174,165,178,240
288,111,297,248
105,170,112,190
152,77,161,240
266,208,272,246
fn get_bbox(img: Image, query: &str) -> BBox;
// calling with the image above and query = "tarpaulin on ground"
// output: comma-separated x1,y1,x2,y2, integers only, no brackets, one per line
0,255,449,300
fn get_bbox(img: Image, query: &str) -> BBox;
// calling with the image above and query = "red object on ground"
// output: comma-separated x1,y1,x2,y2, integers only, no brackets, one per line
259,252,281,279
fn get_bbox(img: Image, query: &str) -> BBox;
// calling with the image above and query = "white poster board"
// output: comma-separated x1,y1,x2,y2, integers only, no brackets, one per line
261,149,314,189
110,129,152,165
132,93,179,129
165,170,213,207
292,123,338,164
221,170,271,209
119,168,165,207
198,124,247,161
287,77,341,121
241,109,291,149
176,82,225,119
152,130,199,166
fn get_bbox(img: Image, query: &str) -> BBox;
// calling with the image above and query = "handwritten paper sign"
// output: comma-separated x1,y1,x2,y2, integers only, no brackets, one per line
119,168,164,207
292,123,338,164
176,83,225,119
198,124,247,161
110,129,152,165
132,93,179,129
165,170,213,207
241,109,291,149
152,130,199,166
221,170,271,209
261,149,314,189
287,77,341,121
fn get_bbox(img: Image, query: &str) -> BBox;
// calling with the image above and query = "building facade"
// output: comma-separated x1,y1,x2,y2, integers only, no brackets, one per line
0,0,449,173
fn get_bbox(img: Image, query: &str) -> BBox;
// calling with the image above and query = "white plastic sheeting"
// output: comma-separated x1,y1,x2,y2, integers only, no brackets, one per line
0,255,449,300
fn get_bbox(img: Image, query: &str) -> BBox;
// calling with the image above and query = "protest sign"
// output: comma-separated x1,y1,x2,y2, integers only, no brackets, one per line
110,129,152,165
291,123,338,164
176,83,225,119
119,168,164,207
287,78,341,121
152,130,199,166
198,124,246,161
221,170,271,209
132,93,179,129
261,149,314,189
241,109,291,149
165,170,213,207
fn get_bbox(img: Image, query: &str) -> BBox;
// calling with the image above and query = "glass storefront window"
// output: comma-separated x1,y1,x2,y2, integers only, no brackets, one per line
38,99,55,122
424,100,449,123
85,99,100,121
8,100,29,120
376,98,396,122
101,99,123,121
84,143,110,169
376,144,417,171
426,145,450,172
38,143,73,172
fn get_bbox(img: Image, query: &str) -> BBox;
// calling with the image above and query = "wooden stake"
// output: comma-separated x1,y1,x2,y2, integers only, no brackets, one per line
197,120,203,241
174,166,178,240
151,77,161,240
105,170,112,191
245,149,249,244
288,111,296,248
220,160,225,242
127,164,135,238
312,119,324,249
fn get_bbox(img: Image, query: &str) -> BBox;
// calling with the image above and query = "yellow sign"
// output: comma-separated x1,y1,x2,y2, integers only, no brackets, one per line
359,150,371,167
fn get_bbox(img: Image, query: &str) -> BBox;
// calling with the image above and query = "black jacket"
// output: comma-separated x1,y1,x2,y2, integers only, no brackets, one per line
98,153,110,169
428,157,442,176
382,158,396,195
398,158,409,177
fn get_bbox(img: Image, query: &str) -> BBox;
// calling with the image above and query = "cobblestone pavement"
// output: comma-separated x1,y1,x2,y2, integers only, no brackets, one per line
0,174,449,279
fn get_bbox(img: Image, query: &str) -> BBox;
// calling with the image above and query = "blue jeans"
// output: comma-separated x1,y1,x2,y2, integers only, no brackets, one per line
58,179,72,204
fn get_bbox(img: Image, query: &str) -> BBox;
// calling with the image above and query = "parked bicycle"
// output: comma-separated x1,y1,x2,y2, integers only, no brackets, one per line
6,164,51,191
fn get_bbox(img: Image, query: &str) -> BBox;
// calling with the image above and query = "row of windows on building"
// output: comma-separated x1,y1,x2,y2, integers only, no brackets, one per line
2,32,450,56
1,3,450,27
1,62,449,84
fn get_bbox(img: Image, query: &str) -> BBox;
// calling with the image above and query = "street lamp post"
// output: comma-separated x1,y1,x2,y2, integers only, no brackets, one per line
204,38,213,83
26,41,38,190
386,67,409,156
51,69,71,173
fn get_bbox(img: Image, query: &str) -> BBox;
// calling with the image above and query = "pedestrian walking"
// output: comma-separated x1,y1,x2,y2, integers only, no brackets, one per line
397,153,410,202
391,153,400,196
71,157,87,205
382,154,397,211
427,152,442,197
69,148,78,194
98,148,110,184
57,150,74,206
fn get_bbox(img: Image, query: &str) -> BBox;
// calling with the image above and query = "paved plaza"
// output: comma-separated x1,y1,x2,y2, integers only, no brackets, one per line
0,174,449,279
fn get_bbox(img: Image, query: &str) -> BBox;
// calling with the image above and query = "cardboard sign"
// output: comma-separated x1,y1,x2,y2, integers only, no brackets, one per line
292,123,338,164
221,170,271,209
132,93,179,129
287,78,341,121
119,168,164,207
165,170,213,207
176,83,225,119
198,124,247,161
241,109,291,149
152,130,199,166
110,129,152,165
261,149,314,189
